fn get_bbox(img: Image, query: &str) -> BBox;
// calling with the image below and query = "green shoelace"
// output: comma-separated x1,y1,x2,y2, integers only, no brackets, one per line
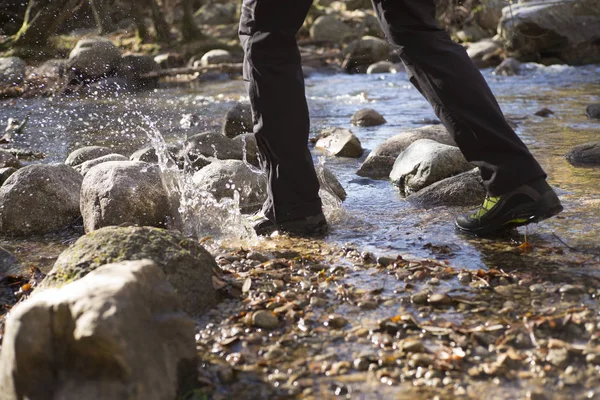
471,195,501,220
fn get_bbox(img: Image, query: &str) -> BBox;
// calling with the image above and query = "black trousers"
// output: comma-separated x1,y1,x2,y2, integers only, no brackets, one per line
239,0,546,222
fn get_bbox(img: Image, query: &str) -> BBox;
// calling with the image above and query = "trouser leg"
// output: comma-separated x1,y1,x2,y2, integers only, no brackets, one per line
372,0,546,196
239,0,322,222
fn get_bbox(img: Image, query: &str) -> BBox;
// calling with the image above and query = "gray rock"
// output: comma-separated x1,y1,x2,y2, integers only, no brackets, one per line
192,160,267,213
118,53,160,88
0,164,82,236
0,57,26,84
357,125,457,179
77,154,128,176
366,61,396,74
252,310,279,330
43,226,218,316
232,132,260,167
0,260,198,400
494,57,521,76
319,167,347,202
199,49,234,66
390,139,473,196
81,161,172,232
315,128,363,158
565,142,600,166
65,146,114,167
129,145,180,164
586,104,600,119
179,131,244,170
222,102,253,138
0,149,20,169
194,3,236,25
67,37,122,79
154,53,185,69
466,39,503,68
351,108,386,127
0,167,16,186
0,246,18,274
498,0,600,65
406,168,486,208
310,15,353,43
346,36,391,67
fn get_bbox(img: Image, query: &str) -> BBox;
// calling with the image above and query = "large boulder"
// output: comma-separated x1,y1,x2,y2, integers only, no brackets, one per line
43,226,218,315
390,139,473,196
498,0,600,65
0,164,82,236
310,15,353,43
0,246,18,274
179,131,244,170
406,168,486,208
77,154,128,176
65,146,114,167
466,39,503,68
315,128,363,158
68,37,122,80
351,108,386,127
80,161,172,232
357,125,457,179
565,142,600,166
346,36,391,67
0,260,198,400
192,160,267,213
0,57,26,85
222,102,253,138
475,0,507,31
117,53,160,88
0,149,20,169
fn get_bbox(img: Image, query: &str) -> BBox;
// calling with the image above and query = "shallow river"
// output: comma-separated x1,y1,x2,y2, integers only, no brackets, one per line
1,63,599,274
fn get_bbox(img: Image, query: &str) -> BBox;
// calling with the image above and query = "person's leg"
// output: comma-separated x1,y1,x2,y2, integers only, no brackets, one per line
372,0,561,234
239,0,324,232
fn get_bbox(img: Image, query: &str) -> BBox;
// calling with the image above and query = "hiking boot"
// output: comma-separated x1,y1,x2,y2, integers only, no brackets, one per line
455,179,563,236
251,213,328,237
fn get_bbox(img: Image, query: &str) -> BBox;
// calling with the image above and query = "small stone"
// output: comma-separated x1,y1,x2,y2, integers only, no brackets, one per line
546,348,570,368
411,292,429,305
358,300,378,310
529,284,545,293
559,284,583,294
534,108,554,117
458,272,471,284
494,285,514,296
351,108,386,127
402,339,426,353
377,256,395,266
353,357,370,371
252,310,279,330
586,353,600,365
325,315,348,329
310,296,326,307
410,353,435,367
429,278,440,286
263,347,285,360
428,293,453,306
586,104,600,119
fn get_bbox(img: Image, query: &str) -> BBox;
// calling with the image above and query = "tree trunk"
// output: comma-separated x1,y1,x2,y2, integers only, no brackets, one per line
89,0,116,34
180,0,202,42
149,0,171,43
10,0,82,48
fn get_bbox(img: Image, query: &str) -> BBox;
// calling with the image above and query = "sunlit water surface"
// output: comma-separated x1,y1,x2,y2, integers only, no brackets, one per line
1,63,599,273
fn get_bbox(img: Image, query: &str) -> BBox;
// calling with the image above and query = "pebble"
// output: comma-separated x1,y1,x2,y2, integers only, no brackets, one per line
402,339,426,353
458,272,471,283
358,300,378,310
264,347,285,360
252,310,279,330
586,353,600,365
529,284,545,293
559,284,583,294
217,366,235,383
411,291,429,305
325,315,348,329
377,256,395,266
310,296,327,307
546,348,570,368
410,353,435,367
428,293,453,306
353,357,371,371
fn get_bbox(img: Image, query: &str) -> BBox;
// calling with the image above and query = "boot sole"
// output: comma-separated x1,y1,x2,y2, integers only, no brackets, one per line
455,191,563,236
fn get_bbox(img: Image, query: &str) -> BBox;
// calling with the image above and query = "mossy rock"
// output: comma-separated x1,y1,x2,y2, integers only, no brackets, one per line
41,226,218,317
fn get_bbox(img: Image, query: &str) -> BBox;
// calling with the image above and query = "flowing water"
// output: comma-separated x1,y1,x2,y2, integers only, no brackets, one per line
1,63,599,275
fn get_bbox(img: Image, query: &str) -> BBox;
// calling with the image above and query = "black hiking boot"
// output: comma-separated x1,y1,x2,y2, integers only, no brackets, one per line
455,179,563,236
251,213,328,237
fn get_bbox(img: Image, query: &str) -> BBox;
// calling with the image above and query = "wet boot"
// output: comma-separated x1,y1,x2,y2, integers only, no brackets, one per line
455,179,563,236
251,212,328,237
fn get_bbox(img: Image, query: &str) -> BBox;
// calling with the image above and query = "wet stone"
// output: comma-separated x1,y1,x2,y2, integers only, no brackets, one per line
325,315,348,329
410,353,435,367
428,293,453,306
546,348,570,368
351,108,386,127
402,339,426,353
252,310,279,330
411,292,429,305
529,284,545,293
559,284,584,294
353,357,371,371
585,353,600,365
534,108,554,117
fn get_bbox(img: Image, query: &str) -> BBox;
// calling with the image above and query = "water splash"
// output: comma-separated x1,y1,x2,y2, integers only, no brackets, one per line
140,119,259,247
